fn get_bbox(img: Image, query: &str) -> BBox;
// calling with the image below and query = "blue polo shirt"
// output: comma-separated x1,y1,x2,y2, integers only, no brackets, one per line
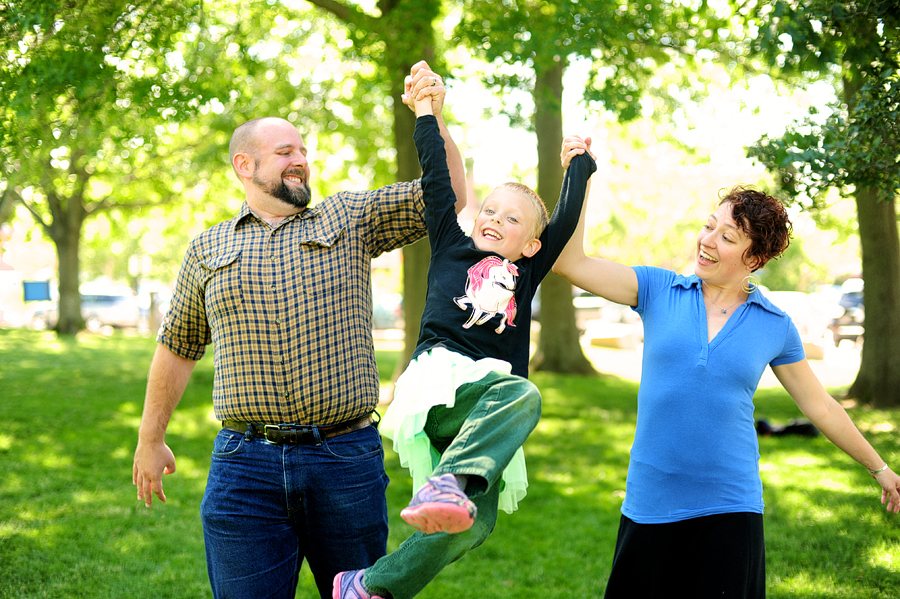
622,266,805,524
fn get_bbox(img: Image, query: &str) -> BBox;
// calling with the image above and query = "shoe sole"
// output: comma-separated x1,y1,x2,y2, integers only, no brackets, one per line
332,572,347,599
400,502,475,534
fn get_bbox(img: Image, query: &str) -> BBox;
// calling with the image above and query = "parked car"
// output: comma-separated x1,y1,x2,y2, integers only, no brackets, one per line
532,287,600,324
532,287,638,332
827,278,864,347
30,290,143,331
766,290,838,360
27,300,57,331
372,290,404,330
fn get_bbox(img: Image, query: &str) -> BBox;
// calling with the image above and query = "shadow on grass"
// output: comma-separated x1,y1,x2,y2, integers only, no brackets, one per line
764,479,900,598
1,329,897,598
757,422,900,598
0,329,214,598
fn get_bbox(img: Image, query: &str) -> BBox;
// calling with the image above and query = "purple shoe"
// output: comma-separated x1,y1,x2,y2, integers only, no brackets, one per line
400,473,477,534
332,570,383,599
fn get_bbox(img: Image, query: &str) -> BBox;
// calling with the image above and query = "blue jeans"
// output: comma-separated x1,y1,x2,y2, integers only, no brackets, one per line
201,423,389,599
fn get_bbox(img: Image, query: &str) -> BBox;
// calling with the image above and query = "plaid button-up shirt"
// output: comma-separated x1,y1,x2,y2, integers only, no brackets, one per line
158,180,425,425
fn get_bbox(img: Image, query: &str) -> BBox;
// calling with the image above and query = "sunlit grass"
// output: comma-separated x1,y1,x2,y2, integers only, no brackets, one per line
1,328,898,598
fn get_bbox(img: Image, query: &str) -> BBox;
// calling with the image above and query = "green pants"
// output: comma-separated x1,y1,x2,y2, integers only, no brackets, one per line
364,370,542,599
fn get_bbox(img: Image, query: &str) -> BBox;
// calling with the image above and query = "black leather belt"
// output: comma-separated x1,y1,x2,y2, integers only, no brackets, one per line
222,414,374,445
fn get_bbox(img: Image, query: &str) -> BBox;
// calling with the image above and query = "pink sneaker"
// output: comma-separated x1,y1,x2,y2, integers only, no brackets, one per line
400,473,477,534
332,570,383,599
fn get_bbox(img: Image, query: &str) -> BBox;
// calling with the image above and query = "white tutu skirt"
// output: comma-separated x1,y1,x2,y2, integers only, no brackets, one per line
380,347,529,514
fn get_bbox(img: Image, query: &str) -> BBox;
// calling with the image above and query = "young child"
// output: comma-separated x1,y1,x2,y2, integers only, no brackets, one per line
333,78,596,599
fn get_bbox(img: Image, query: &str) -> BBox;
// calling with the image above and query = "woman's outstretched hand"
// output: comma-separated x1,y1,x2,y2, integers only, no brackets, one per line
561,135,594,169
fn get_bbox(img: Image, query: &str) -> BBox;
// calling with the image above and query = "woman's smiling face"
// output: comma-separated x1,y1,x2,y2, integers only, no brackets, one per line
694,201,755,284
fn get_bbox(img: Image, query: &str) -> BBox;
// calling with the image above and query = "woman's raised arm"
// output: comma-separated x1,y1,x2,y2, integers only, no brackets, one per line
552,135,639,307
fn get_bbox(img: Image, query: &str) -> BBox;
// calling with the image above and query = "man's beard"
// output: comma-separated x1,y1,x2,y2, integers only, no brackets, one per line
253,169,312,210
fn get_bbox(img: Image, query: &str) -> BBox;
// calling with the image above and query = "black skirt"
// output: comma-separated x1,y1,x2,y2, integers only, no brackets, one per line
604,512,765,598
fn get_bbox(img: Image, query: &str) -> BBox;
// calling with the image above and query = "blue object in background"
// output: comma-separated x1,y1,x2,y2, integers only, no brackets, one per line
22,281,51,302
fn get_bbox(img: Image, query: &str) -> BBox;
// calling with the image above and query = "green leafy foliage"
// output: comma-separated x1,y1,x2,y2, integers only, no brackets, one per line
750,69,900,206
453,0,731,126
735,0,900,407
0,0,401,326
736,0,900,205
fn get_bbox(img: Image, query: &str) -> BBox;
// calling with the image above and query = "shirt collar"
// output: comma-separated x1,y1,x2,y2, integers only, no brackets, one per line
674,273,781,316
231,202,319,230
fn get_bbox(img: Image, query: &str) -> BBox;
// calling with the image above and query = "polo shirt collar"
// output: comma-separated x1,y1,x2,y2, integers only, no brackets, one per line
674,273,781,316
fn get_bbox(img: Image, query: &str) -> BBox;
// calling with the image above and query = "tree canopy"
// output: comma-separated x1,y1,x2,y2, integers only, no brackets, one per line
0,0,383,332
741,0,900,206
452,0,730,372
734,0,900,406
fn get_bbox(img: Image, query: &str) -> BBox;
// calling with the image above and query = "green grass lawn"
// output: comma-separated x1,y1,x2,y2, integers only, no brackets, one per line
1,328,898,598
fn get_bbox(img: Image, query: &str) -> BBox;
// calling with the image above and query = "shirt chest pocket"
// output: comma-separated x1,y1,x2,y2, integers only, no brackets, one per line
200,250,243,317
297,228,347,298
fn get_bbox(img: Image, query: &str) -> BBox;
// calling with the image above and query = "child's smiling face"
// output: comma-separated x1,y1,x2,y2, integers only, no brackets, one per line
471,188,542,262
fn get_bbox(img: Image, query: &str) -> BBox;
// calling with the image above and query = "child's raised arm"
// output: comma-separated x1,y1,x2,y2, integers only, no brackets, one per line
400,64,465,213
552,135,639,307
401,71,439,118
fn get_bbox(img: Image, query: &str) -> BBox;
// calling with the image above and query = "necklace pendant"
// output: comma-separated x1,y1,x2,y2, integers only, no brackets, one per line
721,308,727,314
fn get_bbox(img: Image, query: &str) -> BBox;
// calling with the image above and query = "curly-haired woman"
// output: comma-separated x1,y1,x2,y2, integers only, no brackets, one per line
553,135,900,598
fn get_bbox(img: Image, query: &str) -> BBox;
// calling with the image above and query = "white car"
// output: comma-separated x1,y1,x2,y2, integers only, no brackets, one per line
766,290,839,359
30,292,143,331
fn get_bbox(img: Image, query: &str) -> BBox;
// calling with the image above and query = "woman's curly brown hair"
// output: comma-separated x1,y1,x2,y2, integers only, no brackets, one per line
719,185,792,271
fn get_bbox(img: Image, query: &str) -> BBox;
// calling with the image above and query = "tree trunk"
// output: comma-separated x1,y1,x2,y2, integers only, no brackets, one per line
529,59,595,374
395,78,430,379
846,186,900,407
304,1,440,381
386,18,437,381
0,187,15,225
51,209,85,335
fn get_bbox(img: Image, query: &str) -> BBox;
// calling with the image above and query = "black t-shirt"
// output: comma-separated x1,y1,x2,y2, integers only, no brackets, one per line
411,115,596,377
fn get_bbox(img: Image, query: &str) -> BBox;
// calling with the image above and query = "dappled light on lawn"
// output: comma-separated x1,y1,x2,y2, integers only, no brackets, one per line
1,329,898,598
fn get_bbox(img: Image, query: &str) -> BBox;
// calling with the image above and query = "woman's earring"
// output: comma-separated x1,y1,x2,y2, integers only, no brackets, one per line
742,274,759,294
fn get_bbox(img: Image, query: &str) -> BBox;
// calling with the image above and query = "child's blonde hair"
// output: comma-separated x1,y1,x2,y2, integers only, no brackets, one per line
492,182,549,239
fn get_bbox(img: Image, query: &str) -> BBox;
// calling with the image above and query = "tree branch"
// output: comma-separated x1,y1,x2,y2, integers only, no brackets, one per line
305,0,372,26
305,0,353,21
0,186,21,225
18,195,49,230
377,0,403,16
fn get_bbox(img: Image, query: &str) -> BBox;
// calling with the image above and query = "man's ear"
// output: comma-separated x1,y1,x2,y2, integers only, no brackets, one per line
233,152,253,180
522,238,542,258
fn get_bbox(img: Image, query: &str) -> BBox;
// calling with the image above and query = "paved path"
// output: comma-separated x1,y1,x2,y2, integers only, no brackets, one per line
374,329,861,392
581,338,861,390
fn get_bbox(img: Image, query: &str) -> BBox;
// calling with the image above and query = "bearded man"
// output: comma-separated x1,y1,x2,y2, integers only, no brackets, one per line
132,61,465,599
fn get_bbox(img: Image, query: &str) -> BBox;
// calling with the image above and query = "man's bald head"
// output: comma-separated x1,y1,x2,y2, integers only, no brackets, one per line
229,117,311,211
228,117,275,178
